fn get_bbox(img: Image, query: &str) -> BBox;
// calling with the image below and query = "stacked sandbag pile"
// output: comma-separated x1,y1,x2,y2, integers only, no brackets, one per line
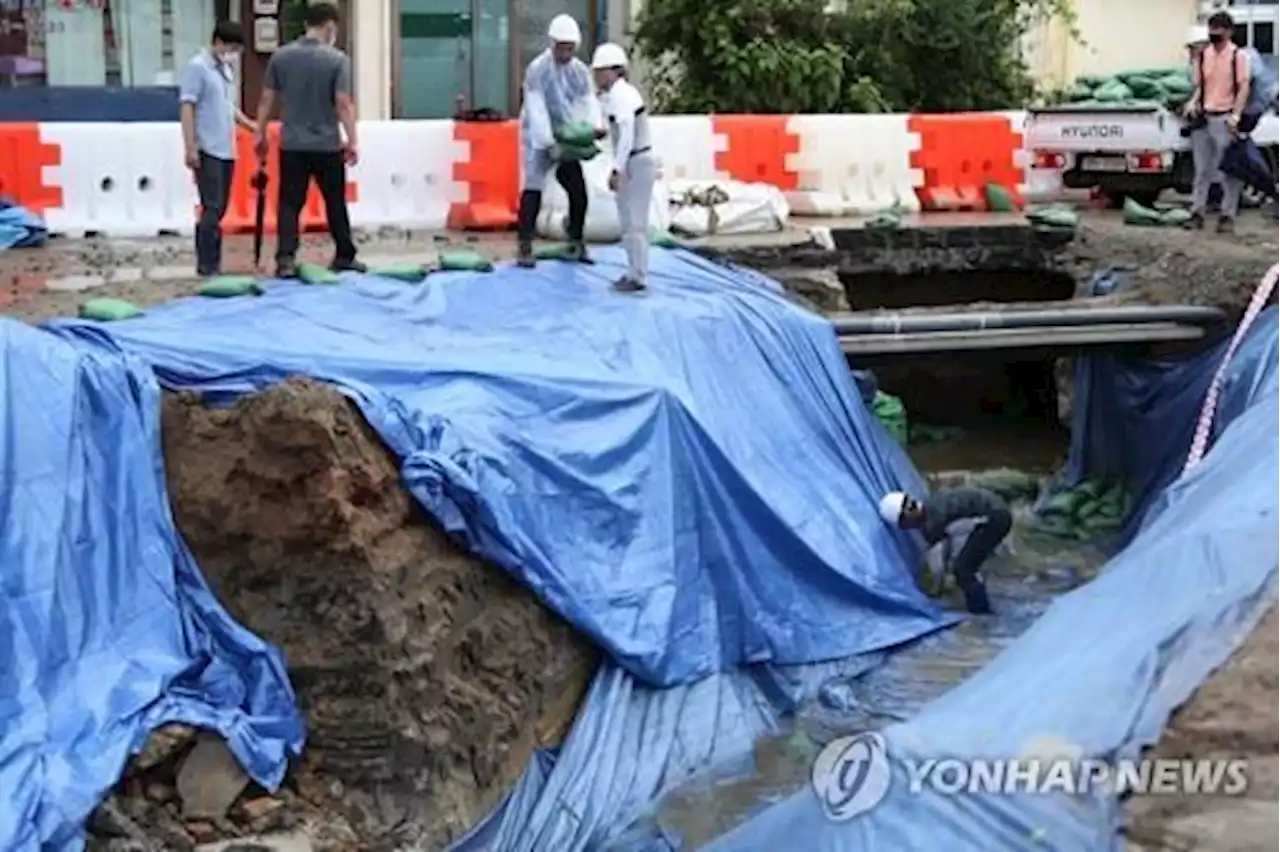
1059,67,1194,111
1033,477,1133,540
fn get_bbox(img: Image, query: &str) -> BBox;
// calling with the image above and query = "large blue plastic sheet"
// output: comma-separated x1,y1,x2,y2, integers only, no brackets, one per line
0,319,304,852
702,307,1279,851
52,247,956,687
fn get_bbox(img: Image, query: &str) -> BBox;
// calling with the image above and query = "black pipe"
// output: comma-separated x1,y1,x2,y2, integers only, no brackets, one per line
830,305,1226,335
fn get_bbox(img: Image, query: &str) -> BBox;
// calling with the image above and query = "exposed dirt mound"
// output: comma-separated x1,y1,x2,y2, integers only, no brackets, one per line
153,378,598,849
1126,606,1279,852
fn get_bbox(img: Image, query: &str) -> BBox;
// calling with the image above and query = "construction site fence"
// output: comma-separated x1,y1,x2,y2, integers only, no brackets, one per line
0,112,1060,239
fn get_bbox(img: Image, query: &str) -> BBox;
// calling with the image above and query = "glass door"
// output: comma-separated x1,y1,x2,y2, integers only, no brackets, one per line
396,0,511,118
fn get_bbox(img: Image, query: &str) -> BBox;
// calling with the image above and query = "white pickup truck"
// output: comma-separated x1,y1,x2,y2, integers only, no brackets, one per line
1025,103,1279,207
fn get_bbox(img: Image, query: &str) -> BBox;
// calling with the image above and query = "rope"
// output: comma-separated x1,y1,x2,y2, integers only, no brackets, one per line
1183,263,1280,474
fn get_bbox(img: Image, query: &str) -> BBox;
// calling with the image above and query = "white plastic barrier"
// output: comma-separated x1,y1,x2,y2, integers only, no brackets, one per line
997,109,1065,203
667,180,790,237
538,150,672,242
647,116,721,182
785,114,922,215
40,123,197,237
349,120,466,231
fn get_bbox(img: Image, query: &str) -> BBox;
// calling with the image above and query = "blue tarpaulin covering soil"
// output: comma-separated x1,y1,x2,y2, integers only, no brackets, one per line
51,247,955,688
0,319,304,852
700,307,1279,851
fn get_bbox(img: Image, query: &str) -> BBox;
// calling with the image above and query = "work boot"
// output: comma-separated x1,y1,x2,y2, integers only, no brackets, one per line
565,239,592,264
612,275,645,293
276,259,298,279
958,573,993,615
1181,212,1204,230
516,241,536,268
1216,215,1235,234
330,258,367,273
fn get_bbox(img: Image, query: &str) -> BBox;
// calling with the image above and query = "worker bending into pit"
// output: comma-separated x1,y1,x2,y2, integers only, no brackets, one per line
592,42,656,293
879,486,1011,615
516,14,603,268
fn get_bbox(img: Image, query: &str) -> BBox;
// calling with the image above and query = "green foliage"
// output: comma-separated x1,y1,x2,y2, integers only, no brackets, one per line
281,0,312,43
634,0,1078,114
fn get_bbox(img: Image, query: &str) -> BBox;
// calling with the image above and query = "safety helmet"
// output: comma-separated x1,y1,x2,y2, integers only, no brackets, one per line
591,42,629,70
548,14,582,45
1185,24,1209,45
878,492,908,525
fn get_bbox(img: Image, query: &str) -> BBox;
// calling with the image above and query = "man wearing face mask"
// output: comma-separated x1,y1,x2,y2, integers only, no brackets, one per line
515,14,604,268
255,2,363,278
179,21,252,278
1184,11,1250,234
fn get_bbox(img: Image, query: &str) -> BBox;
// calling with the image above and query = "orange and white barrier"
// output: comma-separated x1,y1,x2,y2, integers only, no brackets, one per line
0,112,1059,238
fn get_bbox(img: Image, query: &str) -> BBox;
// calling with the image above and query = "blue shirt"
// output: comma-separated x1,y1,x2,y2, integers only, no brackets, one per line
179,49,237,161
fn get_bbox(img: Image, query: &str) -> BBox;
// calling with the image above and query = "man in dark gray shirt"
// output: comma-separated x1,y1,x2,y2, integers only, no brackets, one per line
879,486,1011,615
254,2,363,278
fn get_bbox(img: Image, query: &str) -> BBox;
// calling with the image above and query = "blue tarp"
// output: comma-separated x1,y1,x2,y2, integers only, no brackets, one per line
0,200,47,251
52,247,955,688
0,319,304,852
701,307,1279,851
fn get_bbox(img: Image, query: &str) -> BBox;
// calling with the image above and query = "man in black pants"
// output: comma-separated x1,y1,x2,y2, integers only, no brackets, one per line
254,2,364,278
879,486,1011,615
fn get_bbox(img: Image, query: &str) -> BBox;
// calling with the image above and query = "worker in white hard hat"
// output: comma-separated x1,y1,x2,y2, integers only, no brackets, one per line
591,42,656,293
515,14,604,268
1185,23,1210,63
878,485,1010,615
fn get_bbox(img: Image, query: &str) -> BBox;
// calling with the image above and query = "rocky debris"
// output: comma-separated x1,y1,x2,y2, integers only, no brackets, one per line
154,378,599,849
129,725,198,775
767,266,850,313
176,734,252,820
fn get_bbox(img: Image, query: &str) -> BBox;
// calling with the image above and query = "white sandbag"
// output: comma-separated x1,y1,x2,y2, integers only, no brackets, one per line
537,151,672,242
784,190,851,217
667,179,790,237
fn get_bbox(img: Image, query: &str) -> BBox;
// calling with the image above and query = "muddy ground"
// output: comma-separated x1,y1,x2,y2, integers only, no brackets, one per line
2,209,1275,851
89,380,598,852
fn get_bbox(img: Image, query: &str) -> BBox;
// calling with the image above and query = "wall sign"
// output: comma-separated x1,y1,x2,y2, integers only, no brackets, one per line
254,16,279,52
252,0,279,14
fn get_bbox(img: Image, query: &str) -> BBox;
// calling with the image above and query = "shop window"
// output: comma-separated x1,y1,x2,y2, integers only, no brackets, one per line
0,0,222,88
1254,21,1275,54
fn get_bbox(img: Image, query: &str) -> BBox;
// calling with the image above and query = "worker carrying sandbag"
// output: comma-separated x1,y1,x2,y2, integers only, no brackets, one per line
592,42,657,293
879,486,1011,615
516,14,604,268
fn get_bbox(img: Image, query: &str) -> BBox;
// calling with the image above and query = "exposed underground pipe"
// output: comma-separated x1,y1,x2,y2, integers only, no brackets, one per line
830,305,1227,335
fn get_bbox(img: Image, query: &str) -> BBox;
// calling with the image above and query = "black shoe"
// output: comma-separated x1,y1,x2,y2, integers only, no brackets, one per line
516,241,536,268
612,276,646,293
276,261,298,279
1215,216,1235,234
960,579,993,615
565,240,592,264
197,268,219,278
1182,212,1205,230
330,258,367,273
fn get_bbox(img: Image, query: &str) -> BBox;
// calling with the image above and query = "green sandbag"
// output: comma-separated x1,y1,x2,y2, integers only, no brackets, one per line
1076,478,1104,500
865,210,903,230
968,468,1040,502
371,263,428,282
552,142,601,162
1065,83,1094,101
1076,73,1109,88
872,391,909,444
984,182,1018,212
1127,78,1164,99
1123,197,1165,226
1041,488,1084,518
1159,208,1192,226
534,243,584,261
1033,514,1078,539
438,249,493,272
297,262,341,285
1027,206,1079,230
1094,81,1134,102
79,297,144,321
1075,498,1104,520
199,275,262,298
554,121,598,147
650,228,681,248
1159,73,1193,94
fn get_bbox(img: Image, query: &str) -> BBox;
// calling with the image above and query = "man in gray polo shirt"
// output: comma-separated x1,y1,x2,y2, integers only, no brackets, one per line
179,21,251,277
254,2,363,278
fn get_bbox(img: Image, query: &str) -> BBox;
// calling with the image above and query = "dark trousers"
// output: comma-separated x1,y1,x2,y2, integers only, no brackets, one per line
195,152,234,276
516,161,587,243
276,149,356,267
949,507,1011,614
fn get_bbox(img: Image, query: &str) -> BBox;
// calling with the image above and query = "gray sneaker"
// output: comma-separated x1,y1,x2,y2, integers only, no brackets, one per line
612,276,646,293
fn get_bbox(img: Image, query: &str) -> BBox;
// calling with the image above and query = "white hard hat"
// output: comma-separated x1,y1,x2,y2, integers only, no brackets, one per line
1186,24,1209,45
548,14,582,45
878,492,907,525
591,42,629,70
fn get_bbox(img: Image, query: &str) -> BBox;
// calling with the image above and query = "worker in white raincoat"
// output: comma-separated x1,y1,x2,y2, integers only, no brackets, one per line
591,42,656,293
516,14,603,267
